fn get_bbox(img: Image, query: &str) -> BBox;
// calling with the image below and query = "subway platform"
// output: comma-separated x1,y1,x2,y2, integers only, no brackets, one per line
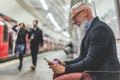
0,49,120,80
0,50,70,80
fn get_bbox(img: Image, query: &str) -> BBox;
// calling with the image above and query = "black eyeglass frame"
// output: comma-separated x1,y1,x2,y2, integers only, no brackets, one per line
72,10,83,21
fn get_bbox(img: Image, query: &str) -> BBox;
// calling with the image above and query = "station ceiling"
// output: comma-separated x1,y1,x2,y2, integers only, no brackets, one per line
0,0,72,42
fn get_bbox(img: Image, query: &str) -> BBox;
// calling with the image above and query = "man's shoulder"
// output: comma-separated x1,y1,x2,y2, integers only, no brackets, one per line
37,27,42,31
92,18,110,30
35,27,42,33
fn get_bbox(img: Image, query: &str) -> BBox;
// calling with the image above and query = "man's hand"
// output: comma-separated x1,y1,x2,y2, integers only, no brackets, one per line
47,60,54,66
59,61,66,66
46,59,66,74
50,64,65,74
30,36,34,40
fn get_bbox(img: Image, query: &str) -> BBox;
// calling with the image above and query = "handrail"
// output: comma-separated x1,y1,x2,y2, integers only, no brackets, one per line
84,71,120,73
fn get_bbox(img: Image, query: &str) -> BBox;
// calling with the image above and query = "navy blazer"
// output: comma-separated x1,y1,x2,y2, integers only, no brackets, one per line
28,27,43,51
65,17,120,80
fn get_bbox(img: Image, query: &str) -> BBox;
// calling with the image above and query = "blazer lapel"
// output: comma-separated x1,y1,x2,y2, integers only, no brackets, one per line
82,17,99,41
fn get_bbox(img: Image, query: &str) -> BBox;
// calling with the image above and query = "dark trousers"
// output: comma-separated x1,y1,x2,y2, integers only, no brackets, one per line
31,45,39,66
19,53,23,67
31,51,38,66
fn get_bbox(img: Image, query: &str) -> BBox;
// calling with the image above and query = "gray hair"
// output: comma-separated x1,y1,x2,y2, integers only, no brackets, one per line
71,2,88,11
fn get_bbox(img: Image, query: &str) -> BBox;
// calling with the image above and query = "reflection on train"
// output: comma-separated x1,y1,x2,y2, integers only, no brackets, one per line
0,13,65,59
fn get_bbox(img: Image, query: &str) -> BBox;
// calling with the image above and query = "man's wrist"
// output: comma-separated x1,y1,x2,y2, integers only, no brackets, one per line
62,62,66,66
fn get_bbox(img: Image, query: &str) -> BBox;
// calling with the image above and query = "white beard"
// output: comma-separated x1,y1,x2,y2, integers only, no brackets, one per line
78,19,88,36
74,19,88,57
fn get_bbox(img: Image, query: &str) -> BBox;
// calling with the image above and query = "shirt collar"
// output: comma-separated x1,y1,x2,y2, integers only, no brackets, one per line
85,19,93,31
33,27,37,30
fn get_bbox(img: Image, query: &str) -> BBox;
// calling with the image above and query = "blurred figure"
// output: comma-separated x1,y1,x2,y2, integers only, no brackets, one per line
64,42,74,57
28,20,43,71
25,24,32,54
12,23,28,71
48,2,119,80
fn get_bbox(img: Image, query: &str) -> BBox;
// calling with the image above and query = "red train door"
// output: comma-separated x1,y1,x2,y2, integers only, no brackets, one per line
0,23,8,59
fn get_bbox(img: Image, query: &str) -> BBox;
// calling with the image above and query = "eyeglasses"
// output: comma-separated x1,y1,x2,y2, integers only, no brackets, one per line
72,10,83,21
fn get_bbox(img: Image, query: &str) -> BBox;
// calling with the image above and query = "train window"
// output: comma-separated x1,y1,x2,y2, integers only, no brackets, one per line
3,24,8,42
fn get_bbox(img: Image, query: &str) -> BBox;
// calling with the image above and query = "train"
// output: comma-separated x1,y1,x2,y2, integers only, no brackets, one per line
0,13,65,59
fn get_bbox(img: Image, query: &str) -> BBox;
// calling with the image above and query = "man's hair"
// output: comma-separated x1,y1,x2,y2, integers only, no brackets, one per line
71,2,88,11
34,20,38,25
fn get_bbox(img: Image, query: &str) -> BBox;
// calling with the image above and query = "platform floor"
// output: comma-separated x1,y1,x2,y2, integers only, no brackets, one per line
0,48,120,80
0,50,70,80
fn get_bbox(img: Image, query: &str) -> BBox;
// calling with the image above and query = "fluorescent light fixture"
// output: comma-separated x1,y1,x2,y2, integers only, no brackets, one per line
47,13,62,31
40,0,48,10
62,31,70,38
87,0,92,3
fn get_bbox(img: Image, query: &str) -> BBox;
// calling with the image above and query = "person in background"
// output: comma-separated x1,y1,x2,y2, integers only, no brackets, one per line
28,20,43,71
12,23,28,71
48,2,120,80
64,41,73,55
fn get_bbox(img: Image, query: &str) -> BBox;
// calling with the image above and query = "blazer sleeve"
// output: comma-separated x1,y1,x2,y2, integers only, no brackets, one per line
64,54,84,65
65,27,110,73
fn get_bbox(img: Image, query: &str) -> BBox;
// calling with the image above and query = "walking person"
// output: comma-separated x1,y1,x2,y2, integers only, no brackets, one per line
28,20,43,71
12,23,28,71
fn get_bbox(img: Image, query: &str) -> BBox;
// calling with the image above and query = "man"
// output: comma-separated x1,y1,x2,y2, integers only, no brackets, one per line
28,20,43,70
48,2,120,80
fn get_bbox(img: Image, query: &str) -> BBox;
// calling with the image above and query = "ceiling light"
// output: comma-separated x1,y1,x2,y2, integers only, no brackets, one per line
40,0,48,10
62,31,70,38
47,13,62,31
87,0,92,3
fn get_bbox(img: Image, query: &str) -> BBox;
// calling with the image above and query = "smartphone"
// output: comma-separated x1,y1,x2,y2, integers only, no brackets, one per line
43,57,49,62
44,58,54,65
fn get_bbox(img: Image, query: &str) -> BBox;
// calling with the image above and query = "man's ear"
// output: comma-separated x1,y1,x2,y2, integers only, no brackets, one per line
83,9,88,17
